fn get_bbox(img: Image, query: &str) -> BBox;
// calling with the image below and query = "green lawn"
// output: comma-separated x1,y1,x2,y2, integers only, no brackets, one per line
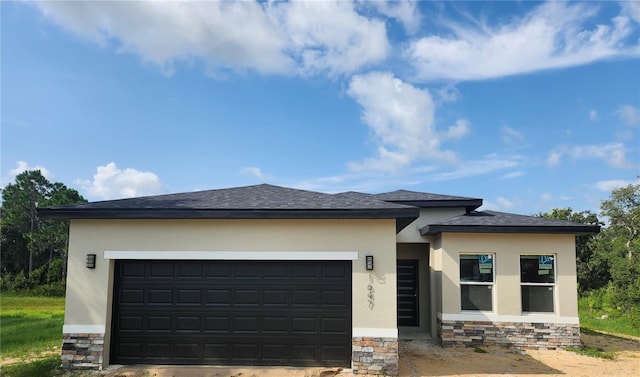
578,296,640,338
0,296,65,358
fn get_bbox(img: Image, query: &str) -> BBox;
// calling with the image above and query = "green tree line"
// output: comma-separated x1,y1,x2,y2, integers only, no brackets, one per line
538,182,640,326
1,170,86,295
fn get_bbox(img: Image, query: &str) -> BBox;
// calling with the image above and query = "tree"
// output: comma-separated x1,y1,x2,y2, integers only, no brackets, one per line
536,208,605,293
600,183,640,260
1,170,86,281
595,183,640,312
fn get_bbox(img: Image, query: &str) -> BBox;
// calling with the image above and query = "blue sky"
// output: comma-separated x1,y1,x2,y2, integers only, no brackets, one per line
2,0,639,216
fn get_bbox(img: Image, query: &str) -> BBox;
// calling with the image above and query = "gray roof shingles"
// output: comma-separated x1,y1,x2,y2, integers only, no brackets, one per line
38,184,418,219
38,184,599,234
421,210,600,235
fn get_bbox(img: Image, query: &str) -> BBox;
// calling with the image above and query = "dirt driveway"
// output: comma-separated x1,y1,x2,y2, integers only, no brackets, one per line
101,332,640,377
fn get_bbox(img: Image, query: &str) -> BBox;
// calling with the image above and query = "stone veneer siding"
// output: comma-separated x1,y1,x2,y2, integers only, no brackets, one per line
438,319,580,349
352,337,399,376
61,333,104,370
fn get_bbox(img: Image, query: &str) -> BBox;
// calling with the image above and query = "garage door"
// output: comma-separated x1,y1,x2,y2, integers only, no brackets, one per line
110,260,352,366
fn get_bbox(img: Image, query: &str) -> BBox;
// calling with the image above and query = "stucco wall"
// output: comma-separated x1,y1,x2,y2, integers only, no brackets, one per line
439,232,578,319
396,208,466,243
65,218,399,357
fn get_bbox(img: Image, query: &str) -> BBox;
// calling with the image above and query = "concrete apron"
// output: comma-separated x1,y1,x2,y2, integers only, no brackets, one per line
102,365,349,377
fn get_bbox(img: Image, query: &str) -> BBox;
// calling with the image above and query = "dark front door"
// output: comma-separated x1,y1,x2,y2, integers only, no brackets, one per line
397,259,418,326
111,260,352,367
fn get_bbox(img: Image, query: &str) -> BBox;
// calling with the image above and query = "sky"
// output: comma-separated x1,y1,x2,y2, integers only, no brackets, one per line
2,0,639,216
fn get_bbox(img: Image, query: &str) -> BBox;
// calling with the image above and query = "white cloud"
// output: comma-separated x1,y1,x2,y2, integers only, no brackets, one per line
589,109,599,122
2,161,53,186
442,119,470,140
346,71,463,173
615,105,640,126
622,1,640,23
594,179,639,192
546,151,562,167
435,84,460,103
433,155,519,181
34,0,390,77
241,167,272,181
76,162,165,200
547,143,631,168
501,126,524,144
8,160,53,179
502,171,524,179
405,1,639,81
496,196,515,209
365,0,421,34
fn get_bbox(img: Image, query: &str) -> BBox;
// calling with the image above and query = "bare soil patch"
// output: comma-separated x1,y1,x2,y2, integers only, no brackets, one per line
399,332,640,377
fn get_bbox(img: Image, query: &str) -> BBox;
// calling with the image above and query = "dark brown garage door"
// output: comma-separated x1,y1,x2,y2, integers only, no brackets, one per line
110,260,352,366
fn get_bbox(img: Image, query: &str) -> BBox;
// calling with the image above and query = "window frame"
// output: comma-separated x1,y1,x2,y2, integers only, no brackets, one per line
519,254,557,313
459,253,495,312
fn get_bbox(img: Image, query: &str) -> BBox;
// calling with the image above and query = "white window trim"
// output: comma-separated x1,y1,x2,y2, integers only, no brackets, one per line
459,253,495,313
520,254,557,314
104,250,359,261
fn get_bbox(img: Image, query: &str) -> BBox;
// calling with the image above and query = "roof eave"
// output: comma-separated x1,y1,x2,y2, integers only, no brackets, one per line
38,207,420,220
385,199,483,211
420,224,601,236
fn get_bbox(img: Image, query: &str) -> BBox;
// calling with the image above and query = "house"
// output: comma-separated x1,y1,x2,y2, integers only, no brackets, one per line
39,184,599,375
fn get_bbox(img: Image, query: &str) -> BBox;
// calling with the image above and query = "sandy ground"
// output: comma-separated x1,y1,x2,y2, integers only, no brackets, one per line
100,332,640,377
2,332,638,377
398,332,640,377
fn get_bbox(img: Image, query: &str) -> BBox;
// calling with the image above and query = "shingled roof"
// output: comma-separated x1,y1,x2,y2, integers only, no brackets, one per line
374,189,482,211
38,184,419,221
420,210,600,235
39,184,599,235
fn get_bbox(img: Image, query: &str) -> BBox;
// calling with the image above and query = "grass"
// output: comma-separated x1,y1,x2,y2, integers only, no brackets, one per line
0,295,65,358
578,296,640,338
0,355,63,377
566,345,616,360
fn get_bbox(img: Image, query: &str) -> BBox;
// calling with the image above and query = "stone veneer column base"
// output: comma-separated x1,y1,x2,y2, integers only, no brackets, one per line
61,333,104,370
438,319,580,349
352,337,398,376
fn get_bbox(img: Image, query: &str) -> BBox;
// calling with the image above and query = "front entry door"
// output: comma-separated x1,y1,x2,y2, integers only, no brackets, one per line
397,259,418,326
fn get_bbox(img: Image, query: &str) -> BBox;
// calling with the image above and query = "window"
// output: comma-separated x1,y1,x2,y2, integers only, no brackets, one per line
520,255,555,312
460,254,494,311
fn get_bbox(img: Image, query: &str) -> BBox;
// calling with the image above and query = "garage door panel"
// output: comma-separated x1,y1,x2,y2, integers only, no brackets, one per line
262,316,288,333
235,264,260,279
120,289,144,304
150,262,173,277
291,345,317,362
292,289,317,305
176,316,201,331
176,289,201,305
111,260,351,366
118,315,143,331
263,344,289,362
148,316,171,331
204,316,230,332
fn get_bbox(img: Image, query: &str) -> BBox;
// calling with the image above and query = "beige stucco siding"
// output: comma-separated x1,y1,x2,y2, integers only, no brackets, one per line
396,208,466,243
440,232,578,318
65,218,398,335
